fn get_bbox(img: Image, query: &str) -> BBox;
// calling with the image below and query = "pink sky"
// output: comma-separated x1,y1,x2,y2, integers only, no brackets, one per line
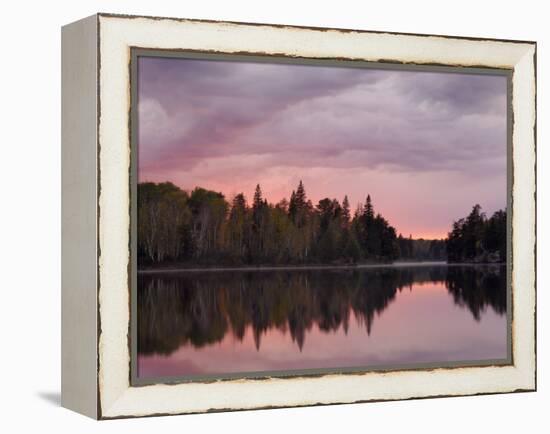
137,56,508,239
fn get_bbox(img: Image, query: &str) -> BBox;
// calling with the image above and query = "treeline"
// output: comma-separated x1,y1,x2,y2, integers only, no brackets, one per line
138,181,435,267
446,204,507,263
396,237,446,262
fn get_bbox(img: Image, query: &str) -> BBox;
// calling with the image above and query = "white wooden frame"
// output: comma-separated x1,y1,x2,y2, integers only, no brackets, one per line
61,13,536,419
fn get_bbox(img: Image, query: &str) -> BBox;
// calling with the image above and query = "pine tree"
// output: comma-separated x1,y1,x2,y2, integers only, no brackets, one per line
253,184,263,211
289,180,308,228
288,190,296,218
316,198,334,232
251,184,264,259
342,195,351,227
464,204,486,259
295,180,306,207
359,194,375,257
228,193,248,258
364,194,374,221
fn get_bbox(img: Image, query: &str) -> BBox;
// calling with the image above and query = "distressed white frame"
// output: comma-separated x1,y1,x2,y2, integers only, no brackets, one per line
63,13,536,420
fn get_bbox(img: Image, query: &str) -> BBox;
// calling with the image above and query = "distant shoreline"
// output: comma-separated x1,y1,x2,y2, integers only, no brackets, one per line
137,261,505,274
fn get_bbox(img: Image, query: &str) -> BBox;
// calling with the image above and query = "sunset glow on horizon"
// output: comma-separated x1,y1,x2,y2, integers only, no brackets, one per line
137,56,508,239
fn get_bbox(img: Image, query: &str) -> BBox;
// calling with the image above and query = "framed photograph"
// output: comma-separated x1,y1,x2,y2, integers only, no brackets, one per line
61,13,536,419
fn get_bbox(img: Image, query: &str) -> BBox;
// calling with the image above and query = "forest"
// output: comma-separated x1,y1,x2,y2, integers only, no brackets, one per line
137,181,446,267
446,204,507,263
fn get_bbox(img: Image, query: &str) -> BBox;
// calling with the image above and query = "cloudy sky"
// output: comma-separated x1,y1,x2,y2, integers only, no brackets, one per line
137,56,507,239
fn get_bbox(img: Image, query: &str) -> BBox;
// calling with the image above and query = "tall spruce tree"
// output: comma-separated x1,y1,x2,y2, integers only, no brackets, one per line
288,190,296,219
251,184,265,259
289,180,308,228
342,195,351,228
253,184,263,211
295,180,306,207
364,194,374,221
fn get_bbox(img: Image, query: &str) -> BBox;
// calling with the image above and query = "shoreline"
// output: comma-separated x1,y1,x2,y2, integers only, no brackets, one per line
137,261,505,274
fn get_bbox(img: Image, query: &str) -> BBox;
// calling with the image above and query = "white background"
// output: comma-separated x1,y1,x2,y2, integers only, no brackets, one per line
0,0,546,432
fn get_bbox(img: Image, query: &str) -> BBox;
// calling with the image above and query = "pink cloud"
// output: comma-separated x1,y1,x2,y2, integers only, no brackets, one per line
137,56,508,238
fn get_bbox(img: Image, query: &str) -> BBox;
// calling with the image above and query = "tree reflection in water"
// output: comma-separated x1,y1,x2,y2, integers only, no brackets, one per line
137,265,506,357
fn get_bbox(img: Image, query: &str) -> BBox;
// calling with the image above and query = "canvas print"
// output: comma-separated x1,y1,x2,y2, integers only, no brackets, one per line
134,54,509,381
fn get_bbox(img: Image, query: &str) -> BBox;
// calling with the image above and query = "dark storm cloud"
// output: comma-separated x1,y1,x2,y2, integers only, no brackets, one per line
138,57,390,168
138,56,386,106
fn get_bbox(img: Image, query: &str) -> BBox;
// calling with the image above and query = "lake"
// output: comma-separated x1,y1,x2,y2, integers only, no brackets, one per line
136,264,508,380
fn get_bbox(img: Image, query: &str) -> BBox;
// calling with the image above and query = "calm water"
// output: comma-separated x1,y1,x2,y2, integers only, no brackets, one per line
137,264,508,379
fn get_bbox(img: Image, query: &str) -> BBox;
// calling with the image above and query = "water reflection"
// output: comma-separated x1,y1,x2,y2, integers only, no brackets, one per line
137,265,507,373
445,266,506,320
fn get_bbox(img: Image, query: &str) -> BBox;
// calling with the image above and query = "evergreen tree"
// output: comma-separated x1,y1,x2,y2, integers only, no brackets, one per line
290,180,308,228
360,194,376,257
447,205,506,263
364,194,374,221
288,190,296,219
228,193,248,259
295,180,306,207
342,195,351,228
251,184,266,260
317,198,335,232
253,184,263,213
484,209,506,261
